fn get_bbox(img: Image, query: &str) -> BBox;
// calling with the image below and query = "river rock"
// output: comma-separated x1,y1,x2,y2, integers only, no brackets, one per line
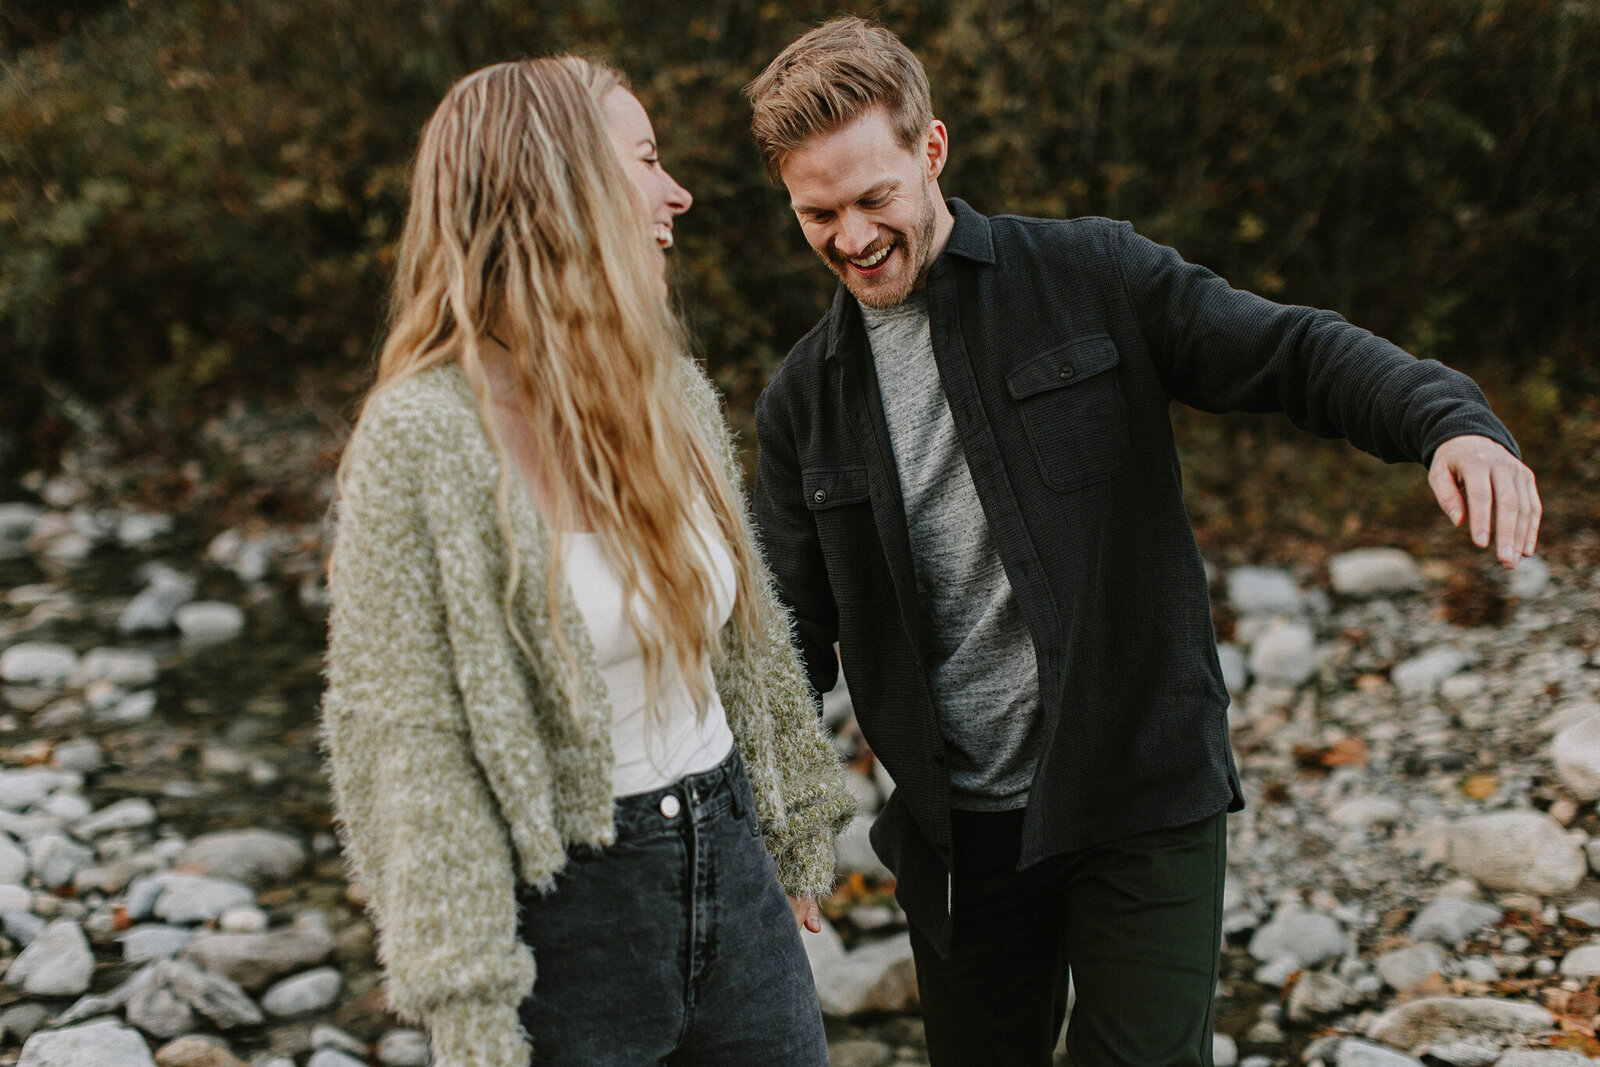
306,1052,366,1067
118,567,196,634
159,958,263,1029
218,905,268,933
261,966,341,1016
1248,620,1317,687
1376,943,1448,991
116,512,174,547
120,924,195,963
76,648,159,688
105,690,158,722
27,833,96,888
4,909,45,946
0,642,79,686
1563,899,1600,928
1411,897,1503,945
183,911,335,989
76,797,158,837
1248,906,1346,968
813,933,919,1016
1392,646,1469,697
0,768,77,810
37,791,91,822
174,602,246,644
1328,548,1424,598
1559,941,1600,978
0,882,31,911
127,966,200,1038
1217,643,1250,693
1287,969,1352,1023
1330,796,1405,832
1508,556,1551,598
1445,811,1586,894
1496,1051,1595,1066
311,1025,366,1056
0,502,44,545
0,834,29,884
17,1019,157,1067
376,1029,429,1067
1551,715,1600,801
149,873,258,924
1228,566,1304,616
175,829,307,885
0,1001,49,1042
5,918,93,995
1364,996,1552,1053
152,1035,246,1067
827,1039,892,1067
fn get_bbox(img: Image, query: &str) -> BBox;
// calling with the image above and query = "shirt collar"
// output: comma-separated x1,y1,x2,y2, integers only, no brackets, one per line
824,198,992,360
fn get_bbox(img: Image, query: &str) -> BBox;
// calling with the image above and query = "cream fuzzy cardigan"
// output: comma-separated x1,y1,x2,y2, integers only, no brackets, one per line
321,359,855,1065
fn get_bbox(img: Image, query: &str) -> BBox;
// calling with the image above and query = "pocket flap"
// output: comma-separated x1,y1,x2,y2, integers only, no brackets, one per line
801,466,870,510
1006,335,1121,400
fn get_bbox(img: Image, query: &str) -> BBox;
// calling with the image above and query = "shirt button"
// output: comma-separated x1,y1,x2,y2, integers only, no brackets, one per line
659,795,681,819
813,489,827,504
1058,367,1075,380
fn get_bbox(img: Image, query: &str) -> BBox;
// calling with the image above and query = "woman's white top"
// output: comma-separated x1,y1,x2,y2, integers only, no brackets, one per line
563,509,736,797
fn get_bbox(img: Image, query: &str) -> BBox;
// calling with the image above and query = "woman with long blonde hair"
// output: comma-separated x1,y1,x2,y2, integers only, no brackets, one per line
320,57,853,1065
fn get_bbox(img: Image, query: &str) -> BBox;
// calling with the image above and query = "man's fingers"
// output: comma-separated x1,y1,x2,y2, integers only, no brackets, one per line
1492,467,1524,567
1524,472,1543,556
1429,462,1466,527
1463,465,1494,548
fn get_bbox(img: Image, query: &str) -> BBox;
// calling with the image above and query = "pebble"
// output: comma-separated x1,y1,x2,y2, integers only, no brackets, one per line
376,1029,429,1067
219,905,269,933
17,1019,157,1067
1508,556,1551,598
1217,643,1250,692
4,909,46,946
1375,942,1447,991
76,797,159,837
1329,796,1404,832
118,566,196,634
0,502,45,544
106,689,159,722
1410,897,1503,945
1444,811,1587,895
0,882,31,910
1248,906,1346,968
310,1024,366,1056
1558,941,1600,978
1550,714,1600,800
176,829,308,885
1334,1039,1426,1066
0,642,80,686
76,647,160,688
813,933,919,1017
1391,645,1468,696
153,1035,246,1067
1363,996,1552,1054
183,912,336,990
1248,620,1317,687
0,1002,50,1043
52,737,105,773
149,873,258,924
306,1051,367,1067
116,512,174,547
5,918,95,995
828,1039,893,1067
120,924,196,963
261,966,342,1016
27,832,97,887
1328,548,1425,598
0,834,29,884
174,601,246,643
1228,566,1304,616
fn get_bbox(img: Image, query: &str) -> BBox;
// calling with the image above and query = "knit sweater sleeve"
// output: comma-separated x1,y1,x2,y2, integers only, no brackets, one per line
321,392,533,1066
680,359,857,899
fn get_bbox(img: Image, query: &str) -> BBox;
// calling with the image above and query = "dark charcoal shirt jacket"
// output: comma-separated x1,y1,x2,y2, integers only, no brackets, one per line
752,198,1517,952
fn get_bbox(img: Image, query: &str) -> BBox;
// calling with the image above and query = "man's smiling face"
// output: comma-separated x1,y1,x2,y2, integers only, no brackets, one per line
780,107,947,309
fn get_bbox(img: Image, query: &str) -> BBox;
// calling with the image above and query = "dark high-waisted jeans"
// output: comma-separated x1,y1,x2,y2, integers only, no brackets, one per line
516,746,829,1066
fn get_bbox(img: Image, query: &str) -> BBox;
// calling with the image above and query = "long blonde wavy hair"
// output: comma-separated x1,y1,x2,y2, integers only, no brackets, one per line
356,56,759,720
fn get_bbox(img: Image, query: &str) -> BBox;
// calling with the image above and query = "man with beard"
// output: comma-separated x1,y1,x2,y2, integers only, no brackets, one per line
745,16,1540,1067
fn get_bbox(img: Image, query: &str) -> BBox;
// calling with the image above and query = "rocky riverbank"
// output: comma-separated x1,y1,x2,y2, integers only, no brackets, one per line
0,482,1597,1065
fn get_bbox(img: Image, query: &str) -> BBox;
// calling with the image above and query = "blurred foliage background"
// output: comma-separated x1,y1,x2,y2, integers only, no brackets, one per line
1,0,1596,550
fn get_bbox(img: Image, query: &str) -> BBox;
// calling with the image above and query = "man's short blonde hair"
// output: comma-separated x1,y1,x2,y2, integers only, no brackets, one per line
745,16,933,183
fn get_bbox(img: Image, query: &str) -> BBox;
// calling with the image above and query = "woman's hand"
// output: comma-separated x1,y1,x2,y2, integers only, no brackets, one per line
788,895,822,933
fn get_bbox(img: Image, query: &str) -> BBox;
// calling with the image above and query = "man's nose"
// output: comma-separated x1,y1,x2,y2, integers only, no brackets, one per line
835,213,876,257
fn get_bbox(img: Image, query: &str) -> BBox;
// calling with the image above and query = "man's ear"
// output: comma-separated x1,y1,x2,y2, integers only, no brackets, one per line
924,119,949,182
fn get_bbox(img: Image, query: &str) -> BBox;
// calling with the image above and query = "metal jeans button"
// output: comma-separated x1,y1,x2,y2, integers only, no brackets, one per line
659,795,680,818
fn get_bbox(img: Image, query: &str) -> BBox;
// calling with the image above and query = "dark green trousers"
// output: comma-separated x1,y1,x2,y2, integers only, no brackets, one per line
909,808,1227,1066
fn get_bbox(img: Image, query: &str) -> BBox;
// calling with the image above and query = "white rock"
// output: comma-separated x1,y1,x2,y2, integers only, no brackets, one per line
118,566,196,634
174,602,246,644
1559,941,1600,978
376,1029,429,1067
1440,672,1488,701
307,1051,367,1067
1213,1033,1238,1067
115,513,173,547
219,905,269,933
1216,643,1250,694
75,648,159,688
1496,1050,1596,1066
0,883,31,910
1551,715,1600,800
0,642,79,686
1539,701,1600,737
1228,566,1304,616
0,768,75,810
75,797,158,837
1288,970,1351,1023
1563,900,1600,928
0,503,45,543
1410,897,1503,945
176,829,307,886
17,1019,157,1067
36,792,92,822
1330,796,1405,831
1248,907,1346,968
104,690,158,723
1328,548,1424,598
28,832,96,887
1509,557,1551,598
4,918,94,995
1248,621,1317,688
1392,646,1469,697
1375,943,1447,991
1445,811,1587,895
0,834,29,884
834,813,891,880
51,738,104,773
183,911,336,990
813,933,918,1016
802,914,847,975
310,1023,366,1055
149,873,257,924
1364,996,1552,1053
118,924,194,963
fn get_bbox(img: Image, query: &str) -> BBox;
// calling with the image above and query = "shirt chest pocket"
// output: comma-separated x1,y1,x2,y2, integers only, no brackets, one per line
801,466,889,602
1005,334,1132,493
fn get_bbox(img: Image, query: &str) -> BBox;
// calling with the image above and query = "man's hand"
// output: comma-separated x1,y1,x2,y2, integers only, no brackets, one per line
789,895,822,933
1427,435,1541,568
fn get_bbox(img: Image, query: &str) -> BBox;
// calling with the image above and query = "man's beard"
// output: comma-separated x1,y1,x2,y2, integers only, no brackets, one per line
823,189,937,309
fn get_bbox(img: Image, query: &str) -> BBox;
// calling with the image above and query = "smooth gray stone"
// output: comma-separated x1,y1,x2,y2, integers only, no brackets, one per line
174,602,246,644
1508,556,1551,598
1328,548,1424,598
1376,943,1448,992
1392,645,1469,696
17,1019,157,1067
376,1029,430,1067
0,768,77,811
149,873,257,925
1216,643,1250,694
1411,897,1503,945
307,1051,367,1067
0,643,79,687
3,909,45,947
162,958,264,1029
51,739,104,774
117,566,196,635
118,924,194,964
183,912,335,991
1248,620,1317,688
1334,1039,1424,1066
261,967,341,1017
812,933,918,1017
1248,907,1346,968
74,648,158,688
4,918,94,995
0,1001,49,1042
1364,996,1552,1053
1445,811,1586,895
74,797,158,838
176,829,307,886
27,833,96,888
1228,566,1304,616
0,834,30,884
310,1024,366,1055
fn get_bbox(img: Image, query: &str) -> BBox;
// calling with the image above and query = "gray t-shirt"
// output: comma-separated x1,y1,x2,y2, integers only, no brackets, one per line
862,292,1044,811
